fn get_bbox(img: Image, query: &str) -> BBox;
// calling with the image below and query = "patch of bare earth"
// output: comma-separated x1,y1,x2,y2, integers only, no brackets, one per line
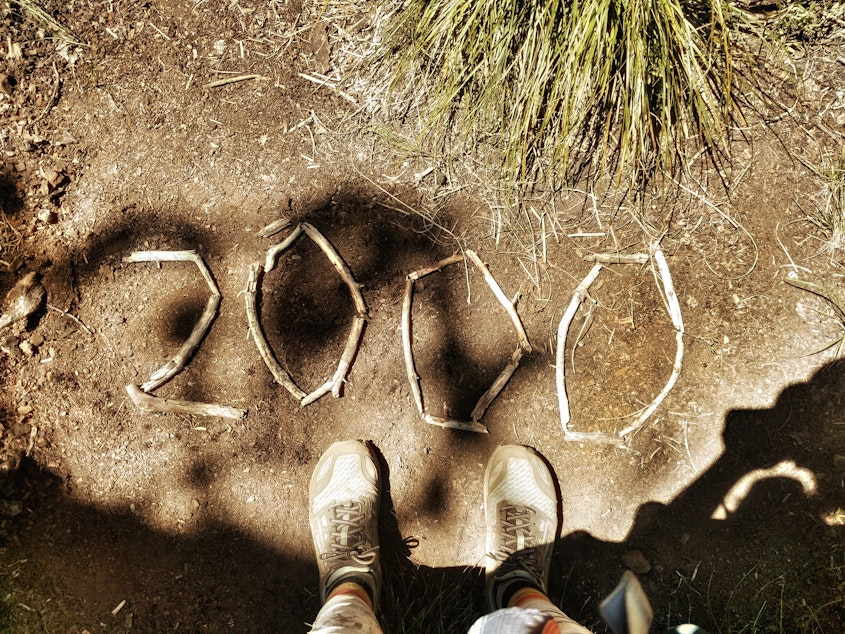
1,1,843,632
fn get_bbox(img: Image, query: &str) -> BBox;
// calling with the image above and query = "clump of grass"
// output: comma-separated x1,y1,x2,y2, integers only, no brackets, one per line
380,564,481,633
771,0,845,44
380,0,769,192
803,148,845,253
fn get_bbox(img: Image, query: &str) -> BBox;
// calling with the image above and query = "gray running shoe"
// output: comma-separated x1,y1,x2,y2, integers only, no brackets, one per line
309,440,382,609
484,444,559,610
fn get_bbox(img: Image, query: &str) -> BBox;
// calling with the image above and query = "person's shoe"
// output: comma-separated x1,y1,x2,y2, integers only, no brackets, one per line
483,444,559,611
309,440,382,609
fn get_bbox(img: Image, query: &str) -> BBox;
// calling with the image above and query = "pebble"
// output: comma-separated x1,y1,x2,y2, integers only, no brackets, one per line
1,335,20,356
42,167,64,190
37,208,57,223
621,549,652,574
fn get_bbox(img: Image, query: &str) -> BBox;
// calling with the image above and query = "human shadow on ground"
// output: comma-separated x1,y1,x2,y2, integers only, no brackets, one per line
4,179,842,631
0,459,316,633
370,360,844,632
2,360,842,632
554,360,845,631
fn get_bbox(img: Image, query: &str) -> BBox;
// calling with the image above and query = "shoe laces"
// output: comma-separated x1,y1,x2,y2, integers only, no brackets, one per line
321,501,378,566
491,504,542,583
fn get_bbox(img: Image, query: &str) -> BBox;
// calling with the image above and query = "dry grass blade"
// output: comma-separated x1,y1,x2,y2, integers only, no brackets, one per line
784,272,845,357
10,0,81,45
799,148,845,254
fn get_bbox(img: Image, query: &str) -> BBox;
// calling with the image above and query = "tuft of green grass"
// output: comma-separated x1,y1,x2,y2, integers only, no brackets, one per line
379,0,771,193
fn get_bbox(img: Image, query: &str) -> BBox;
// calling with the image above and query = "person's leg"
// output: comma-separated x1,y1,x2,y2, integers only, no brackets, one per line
307,440,384,634
468,445,591,634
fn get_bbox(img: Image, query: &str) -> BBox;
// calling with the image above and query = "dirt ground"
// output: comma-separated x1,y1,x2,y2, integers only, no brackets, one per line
1,1,844,632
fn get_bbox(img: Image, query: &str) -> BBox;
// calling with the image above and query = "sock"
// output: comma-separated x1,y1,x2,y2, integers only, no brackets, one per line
327,580,373,609
497,579,542,609
510,585,552,609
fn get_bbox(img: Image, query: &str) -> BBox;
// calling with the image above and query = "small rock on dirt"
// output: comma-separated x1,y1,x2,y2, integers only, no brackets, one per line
37,208,58,224
621,548,652,574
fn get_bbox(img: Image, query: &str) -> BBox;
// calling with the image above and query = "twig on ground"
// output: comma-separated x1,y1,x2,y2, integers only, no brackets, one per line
245,264,306,400
585,253,649,264
126,384,246,420
264,223,304,272
298,72,357,104
254,223,367,404
617,249,684,437
123,250,221,392
466,250,531,353
556,263,615,443
257,217,292,238
203,74,268,89
557,248,684,444
402,276,424,416
47,303,93,335
402,252,531,434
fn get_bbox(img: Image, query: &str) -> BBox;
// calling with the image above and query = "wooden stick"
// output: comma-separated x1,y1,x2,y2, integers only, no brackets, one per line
402,253,531,434
297,72,357,104
556,263,604,440
401,253,466,418
264,224,303,272
470,345,525,423
257,224,368,405
48,304,93,335
423,413,488,434
127,384,246,420
408,253,465,281
330,314,366,398
142,293,220,392
301,223,368,314
123,250,219,298
584,253,649,264
466,250,531,353
244,264,307,400
556,249,685,443
203,74,268,89
616,249,684,437
123,250,222,392
257,217,292,239
299,315,367,405
402,276,425,415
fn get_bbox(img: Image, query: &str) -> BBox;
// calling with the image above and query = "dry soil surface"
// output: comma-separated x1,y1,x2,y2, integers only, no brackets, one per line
1,2,844,633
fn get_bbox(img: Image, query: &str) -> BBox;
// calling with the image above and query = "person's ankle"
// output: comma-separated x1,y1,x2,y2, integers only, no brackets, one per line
510,584,551,607
326,580,374,609
494,580,546,609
